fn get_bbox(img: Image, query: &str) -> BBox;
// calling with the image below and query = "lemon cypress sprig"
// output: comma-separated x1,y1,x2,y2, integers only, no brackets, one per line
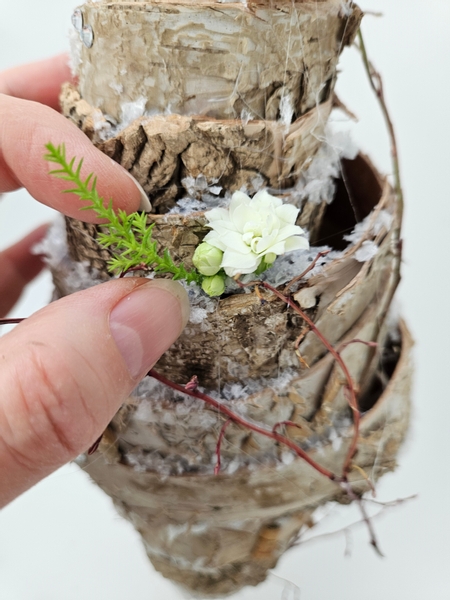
44,143,201,283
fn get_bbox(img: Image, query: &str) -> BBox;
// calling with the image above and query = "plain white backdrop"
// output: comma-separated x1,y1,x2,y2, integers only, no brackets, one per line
0,1,449,599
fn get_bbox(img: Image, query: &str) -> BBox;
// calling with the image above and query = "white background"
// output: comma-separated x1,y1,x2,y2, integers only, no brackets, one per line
0,1,449,599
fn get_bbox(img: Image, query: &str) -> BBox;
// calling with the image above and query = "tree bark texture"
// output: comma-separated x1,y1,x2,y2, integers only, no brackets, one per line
49,1,413,596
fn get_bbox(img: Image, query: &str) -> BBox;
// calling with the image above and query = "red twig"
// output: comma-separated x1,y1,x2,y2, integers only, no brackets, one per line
256,282,360,479
338,339,379,352
185,375,199,392
357,29,403,230
148,368,340,482
88,434,103,455
273,420,303,434
283,249,331,293
0,318,25,325
119,264,151,278
214,419,233,475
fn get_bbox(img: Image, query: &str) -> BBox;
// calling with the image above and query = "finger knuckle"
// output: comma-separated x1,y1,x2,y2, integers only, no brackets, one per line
10,343,100,466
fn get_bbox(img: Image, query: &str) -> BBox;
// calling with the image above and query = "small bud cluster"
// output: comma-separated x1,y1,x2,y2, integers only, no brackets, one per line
192,242,225,297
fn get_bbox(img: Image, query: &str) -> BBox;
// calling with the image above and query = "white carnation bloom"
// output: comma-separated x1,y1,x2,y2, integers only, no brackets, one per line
203,189,309,276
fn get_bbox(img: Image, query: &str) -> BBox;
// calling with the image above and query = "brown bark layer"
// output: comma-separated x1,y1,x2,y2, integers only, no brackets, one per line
61,83,333,213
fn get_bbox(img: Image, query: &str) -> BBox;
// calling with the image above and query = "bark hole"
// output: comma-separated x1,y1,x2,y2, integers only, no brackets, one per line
312,154,383,249
358,330,403,413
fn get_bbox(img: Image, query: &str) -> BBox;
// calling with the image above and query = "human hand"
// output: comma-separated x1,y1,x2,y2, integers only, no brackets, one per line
0,55,190,507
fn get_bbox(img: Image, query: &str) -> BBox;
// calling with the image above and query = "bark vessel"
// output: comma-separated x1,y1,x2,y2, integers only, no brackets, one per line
48,1,413,595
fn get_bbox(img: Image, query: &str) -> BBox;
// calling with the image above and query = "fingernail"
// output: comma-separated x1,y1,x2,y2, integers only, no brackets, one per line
109,280,189,379
123,170,152,212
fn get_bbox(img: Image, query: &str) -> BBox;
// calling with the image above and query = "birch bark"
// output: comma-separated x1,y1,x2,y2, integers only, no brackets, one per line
50,2,412,595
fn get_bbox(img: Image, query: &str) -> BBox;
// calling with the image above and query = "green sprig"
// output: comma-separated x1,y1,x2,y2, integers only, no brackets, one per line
44,143,201,283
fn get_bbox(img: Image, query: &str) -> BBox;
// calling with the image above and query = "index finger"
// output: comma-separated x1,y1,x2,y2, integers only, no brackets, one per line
0,54,74,112
0,54,151,221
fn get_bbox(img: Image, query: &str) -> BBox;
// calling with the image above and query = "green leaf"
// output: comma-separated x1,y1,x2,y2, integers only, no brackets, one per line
44,142,203,284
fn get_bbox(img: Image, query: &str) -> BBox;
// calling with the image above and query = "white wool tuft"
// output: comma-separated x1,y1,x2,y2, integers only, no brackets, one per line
344,209,393,244
169,176,225,214
279,94,294,127
120,97,147,127
292,128,358,206
32,217,106,294
240,108,254,125
354,240,379,262
339,1,354,17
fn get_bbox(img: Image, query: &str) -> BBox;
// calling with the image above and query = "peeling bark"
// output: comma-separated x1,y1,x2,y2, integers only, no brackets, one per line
61,83,333,212
75,0,362,121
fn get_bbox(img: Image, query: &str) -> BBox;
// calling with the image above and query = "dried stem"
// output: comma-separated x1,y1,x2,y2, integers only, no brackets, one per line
0,318,25,325
148,368,340,482
296,495,416,549
356,28,403,325
272,420,303,434
342,481,384,556
214,419,232,475
350,463,376,497
357,29,403,230
257,282,360,479
283,250,330,294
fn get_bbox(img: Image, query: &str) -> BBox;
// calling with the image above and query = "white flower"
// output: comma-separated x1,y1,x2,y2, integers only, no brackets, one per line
203,189,309,276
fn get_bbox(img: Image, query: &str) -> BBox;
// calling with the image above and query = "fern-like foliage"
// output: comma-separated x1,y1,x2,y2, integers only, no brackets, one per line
44,143,201,283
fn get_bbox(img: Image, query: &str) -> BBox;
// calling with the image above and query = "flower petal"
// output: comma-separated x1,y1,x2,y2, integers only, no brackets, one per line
284,236,310,251
276,224,306,241
207,221,238,236
275,203,300,225
252,189,282,208
252,231,278,254
229,191,251,215
222,249,260,275
204,230,252,254
232,203,258,232
203,232,227,251
205,207,230,223
224,232,254,253
262,240,286,256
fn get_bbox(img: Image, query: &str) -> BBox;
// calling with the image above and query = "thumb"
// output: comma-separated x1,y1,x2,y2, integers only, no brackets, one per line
0,278,189,507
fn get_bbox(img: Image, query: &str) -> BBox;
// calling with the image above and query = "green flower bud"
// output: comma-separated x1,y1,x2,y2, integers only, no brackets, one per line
193,242,223,276
202,274,226,297
264,252,277,264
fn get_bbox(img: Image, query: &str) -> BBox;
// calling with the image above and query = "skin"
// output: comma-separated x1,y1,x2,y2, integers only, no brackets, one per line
0,55,190,508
